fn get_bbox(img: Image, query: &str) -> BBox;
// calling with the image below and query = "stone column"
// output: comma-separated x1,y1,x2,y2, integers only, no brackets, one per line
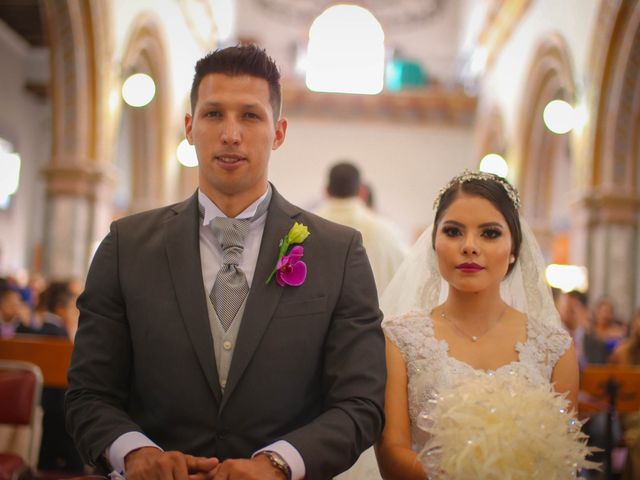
572,192,639,320
41,163,115,279
40,0,116,280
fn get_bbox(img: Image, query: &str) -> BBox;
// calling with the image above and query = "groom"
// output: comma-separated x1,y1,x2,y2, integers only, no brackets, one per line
65,45,386,480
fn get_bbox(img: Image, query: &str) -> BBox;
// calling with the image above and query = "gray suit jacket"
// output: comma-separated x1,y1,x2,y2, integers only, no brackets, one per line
65,186,386,480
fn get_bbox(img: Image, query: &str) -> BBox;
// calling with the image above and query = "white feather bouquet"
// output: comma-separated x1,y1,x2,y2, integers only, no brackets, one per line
417,372,597,479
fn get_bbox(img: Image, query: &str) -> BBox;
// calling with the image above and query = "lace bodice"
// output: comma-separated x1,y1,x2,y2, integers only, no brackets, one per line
383,308,572,452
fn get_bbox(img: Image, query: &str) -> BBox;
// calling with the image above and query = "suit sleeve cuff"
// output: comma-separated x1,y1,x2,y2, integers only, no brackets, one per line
254,440,305,480
107,431,163,474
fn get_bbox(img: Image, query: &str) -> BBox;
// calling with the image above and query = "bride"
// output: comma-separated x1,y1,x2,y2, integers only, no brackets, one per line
374,171,587,479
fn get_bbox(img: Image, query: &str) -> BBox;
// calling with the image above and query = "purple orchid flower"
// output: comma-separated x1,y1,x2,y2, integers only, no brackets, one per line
275,245,307,287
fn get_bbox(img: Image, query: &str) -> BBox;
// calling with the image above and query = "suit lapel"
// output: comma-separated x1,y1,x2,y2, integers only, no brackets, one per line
164,192,222,404
221,187,300,409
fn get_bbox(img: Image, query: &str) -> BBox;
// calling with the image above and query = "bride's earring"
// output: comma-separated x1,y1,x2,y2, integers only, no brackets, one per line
509,255,515,264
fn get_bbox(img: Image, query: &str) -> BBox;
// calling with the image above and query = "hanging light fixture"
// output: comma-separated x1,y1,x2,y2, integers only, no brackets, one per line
177,139,198,167
543,99,575,134
479,153,508,178
545,264,588,292
122,73,156,107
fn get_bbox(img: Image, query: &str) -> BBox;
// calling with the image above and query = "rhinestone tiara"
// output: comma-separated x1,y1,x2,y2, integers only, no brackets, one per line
433,170,521,211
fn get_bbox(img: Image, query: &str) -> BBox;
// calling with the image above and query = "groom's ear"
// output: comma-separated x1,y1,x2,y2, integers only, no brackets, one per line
185,113,194,144
272,118,287,150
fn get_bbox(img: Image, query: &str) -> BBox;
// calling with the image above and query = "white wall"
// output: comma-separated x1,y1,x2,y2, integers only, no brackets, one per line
270,116,475,238
0,21,50,276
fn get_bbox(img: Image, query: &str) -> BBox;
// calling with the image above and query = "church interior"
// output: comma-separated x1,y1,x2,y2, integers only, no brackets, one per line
0,0,639,479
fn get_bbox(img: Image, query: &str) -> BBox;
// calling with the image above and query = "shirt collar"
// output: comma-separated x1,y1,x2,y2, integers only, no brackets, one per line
198,186,271,226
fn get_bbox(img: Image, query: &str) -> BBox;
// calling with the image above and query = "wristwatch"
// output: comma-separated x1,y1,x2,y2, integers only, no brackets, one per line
258,450,292,480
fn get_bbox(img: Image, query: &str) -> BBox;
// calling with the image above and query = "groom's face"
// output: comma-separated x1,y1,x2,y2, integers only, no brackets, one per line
185,73,287,203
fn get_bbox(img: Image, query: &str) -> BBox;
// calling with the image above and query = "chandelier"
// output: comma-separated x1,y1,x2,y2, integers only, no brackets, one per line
252,0,445,31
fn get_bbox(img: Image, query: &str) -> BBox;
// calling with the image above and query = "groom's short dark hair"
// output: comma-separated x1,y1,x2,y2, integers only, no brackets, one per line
190,45,282,121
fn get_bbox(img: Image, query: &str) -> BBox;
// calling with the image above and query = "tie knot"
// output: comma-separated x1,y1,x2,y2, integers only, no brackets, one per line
210,217,250,264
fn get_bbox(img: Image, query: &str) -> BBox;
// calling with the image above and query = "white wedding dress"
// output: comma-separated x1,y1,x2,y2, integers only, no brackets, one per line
335,206,576,478
383,308,571,457
335,309,571,479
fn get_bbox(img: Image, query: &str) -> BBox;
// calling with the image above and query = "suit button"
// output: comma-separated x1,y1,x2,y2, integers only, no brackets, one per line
223,341,232,350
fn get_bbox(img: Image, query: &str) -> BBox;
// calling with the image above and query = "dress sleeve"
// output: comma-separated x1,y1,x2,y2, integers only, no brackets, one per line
382,309,427,364
547,323,572,368
530,319,572,377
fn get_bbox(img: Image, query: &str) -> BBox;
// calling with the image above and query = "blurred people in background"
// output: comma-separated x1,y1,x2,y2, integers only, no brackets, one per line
609,309,640,480
316,161,408,295
0,284,30,338
1,276,83,473
31,281,79,341
558,290,610,477
15,279,83,473
610,309,640,365
593,298,627,354
24,272,47,311
360,182,375,209
557,290,609,368
317,161,406,480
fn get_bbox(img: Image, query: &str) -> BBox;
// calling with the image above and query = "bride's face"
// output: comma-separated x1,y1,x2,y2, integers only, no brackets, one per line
434,193,514,294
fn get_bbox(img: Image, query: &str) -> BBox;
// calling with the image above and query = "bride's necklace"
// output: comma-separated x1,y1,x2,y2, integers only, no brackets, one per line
440,305,507,342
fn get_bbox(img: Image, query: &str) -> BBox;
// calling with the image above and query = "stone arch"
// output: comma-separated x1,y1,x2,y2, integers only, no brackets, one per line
577,0,640,317
474,104,507,162
40,0,113,278
514,33,576,256
116,13,171,214
582,0,640,194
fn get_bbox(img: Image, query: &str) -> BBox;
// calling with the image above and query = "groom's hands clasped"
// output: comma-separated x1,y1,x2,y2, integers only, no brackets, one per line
125,447,220,480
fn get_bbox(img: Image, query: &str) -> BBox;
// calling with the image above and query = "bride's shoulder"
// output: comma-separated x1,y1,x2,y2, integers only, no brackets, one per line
523,311,570,338
522,311,572,357
382,308,431,341
382,308,432,356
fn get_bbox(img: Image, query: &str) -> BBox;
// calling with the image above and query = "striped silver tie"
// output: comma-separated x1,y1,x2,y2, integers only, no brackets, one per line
209,217,251,331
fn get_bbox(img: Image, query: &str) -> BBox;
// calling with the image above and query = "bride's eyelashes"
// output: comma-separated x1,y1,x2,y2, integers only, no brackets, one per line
442,226,461,237
441,226,503,239
482,228,502,239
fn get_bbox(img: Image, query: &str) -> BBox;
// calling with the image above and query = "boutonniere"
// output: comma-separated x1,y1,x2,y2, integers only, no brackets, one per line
266,222,310,287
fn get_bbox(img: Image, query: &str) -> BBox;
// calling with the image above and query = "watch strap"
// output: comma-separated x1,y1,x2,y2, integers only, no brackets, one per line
258,450,292,480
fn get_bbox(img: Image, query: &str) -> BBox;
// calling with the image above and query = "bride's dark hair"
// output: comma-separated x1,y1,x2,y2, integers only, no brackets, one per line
432,174,522,275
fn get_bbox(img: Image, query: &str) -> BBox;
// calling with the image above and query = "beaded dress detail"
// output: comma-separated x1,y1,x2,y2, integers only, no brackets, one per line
383,309,571,452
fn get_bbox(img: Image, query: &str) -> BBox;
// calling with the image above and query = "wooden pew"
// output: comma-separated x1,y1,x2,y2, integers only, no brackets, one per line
0,335,73,388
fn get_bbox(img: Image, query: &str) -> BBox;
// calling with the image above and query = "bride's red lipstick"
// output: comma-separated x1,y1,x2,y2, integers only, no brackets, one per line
456,262,484,272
